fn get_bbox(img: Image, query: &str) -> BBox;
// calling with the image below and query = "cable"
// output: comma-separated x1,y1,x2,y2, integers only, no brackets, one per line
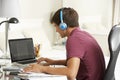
0,66,3,79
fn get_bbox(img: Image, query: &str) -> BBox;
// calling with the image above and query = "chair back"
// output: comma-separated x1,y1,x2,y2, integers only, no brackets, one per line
104,25,120,80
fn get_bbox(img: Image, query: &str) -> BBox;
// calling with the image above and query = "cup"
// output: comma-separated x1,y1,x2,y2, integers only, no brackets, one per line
34,44,40,57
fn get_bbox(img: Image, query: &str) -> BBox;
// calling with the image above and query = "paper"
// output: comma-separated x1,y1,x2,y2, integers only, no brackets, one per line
18,72,67,80
18,72,63,77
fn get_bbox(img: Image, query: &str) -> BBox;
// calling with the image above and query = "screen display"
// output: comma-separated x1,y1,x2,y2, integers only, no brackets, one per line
9,38,35,62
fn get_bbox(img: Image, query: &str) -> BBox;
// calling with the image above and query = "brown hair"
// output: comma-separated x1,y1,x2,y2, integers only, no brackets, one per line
51,7,79,28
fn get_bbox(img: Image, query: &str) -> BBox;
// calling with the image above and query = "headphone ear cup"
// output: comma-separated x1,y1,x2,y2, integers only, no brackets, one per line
59,22,67,30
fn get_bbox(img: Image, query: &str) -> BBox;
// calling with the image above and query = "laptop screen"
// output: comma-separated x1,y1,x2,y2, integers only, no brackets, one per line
9,38,35,62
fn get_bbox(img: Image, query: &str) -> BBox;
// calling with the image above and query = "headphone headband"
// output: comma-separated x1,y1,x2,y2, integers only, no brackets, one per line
59,9,67,30
60,10,63,23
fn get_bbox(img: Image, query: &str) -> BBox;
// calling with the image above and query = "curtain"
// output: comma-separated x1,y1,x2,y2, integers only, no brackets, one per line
113,0,120,25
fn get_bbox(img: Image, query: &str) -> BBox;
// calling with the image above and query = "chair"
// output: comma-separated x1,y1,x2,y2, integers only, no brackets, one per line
104,24,120,80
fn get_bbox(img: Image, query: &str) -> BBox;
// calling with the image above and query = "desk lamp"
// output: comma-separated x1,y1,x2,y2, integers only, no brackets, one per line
0,18,19,58
0,0,20,58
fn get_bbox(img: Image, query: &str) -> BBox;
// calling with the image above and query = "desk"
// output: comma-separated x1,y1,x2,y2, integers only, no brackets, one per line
2,71,67,80
0,48,67,80
0,59,67,80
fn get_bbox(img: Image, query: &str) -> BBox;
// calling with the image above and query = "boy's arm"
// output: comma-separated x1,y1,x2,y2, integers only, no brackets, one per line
25,57,80,80
37,57,67,66
52,59,67,65
43,58,80,78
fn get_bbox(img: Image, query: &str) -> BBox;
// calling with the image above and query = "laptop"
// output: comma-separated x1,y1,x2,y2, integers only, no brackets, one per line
9,38,37,64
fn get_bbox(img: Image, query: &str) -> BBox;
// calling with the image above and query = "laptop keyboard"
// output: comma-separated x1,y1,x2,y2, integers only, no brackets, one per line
3,63,29,72
17,59,37,64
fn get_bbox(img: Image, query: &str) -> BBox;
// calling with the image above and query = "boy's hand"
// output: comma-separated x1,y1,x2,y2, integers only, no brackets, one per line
37,57,54,66
23,64,43,73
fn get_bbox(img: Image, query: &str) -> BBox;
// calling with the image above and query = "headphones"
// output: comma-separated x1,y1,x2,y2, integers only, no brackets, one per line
59,9,67,30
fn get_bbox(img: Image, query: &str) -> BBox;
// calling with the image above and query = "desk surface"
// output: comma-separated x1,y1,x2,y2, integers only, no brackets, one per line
0,48,67,80
0,59,67,80
3,72,67,80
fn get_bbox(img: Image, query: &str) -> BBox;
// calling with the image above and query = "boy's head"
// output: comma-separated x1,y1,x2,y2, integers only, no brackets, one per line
51,7,79,29
51,7,79,38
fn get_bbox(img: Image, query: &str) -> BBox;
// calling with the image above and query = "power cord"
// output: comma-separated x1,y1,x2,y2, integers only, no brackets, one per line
0,65,3,79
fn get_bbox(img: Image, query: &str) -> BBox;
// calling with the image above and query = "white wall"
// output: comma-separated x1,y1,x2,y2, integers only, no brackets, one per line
63,0,113,31
19,0,62,18
0,0,63,52
19,0,62,44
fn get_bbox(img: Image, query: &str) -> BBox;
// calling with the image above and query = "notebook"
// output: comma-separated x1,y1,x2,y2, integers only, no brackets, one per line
9,38,37,64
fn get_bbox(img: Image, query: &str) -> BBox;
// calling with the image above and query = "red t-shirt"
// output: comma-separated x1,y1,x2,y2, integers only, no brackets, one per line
66,27,105,80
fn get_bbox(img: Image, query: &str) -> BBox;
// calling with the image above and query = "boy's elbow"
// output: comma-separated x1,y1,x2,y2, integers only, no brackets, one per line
67,75,76,80
67,71,76,80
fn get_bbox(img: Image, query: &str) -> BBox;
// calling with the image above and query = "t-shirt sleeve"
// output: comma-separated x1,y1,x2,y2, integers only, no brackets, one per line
66,36,86,60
